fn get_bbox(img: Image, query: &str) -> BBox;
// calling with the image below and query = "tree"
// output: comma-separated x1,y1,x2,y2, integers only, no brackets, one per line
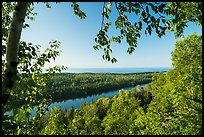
93,2,202,62
2,2,28,109
2,2,202,135
141,33,202,135
2,2,68,134
101,90,142,135
40,107,68,135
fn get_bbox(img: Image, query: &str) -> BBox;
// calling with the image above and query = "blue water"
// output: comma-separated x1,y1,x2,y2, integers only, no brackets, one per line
6,68,172,118
63,67,172,74
5,83,149,118
47,83,148,111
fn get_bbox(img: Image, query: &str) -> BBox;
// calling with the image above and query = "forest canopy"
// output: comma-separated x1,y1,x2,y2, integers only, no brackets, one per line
2,2,202,135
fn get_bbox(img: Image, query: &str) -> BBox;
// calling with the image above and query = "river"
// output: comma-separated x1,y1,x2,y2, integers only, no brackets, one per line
5,83,150,117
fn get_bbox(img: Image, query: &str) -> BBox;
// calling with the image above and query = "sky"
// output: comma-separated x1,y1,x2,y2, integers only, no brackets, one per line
20,2,202,69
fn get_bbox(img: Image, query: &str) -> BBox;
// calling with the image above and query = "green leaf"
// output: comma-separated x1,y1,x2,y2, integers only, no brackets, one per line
11,75,20,81
135,9,140,15
45,2,51,8
111,58,117,63
28,78,35,86
146,6,149,13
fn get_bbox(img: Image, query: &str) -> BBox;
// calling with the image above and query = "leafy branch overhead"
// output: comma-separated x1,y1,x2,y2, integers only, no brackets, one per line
93,2,202,63
71,2,87,19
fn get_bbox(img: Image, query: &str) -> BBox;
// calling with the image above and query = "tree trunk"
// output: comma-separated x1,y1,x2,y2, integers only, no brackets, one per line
2,2,29,108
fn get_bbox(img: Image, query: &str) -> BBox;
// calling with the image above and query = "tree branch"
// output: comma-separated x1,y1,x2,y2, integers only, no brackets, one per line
115,2,121,17
101,2,106,30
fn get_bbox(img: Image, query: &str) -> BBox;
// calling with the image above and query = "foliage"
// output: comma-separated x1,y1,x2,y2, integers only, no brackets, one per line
35,85,153,135
35,33,201,135
71,2,87,19
139,33,202,135
40,107,68,135
101,90,142,135
2,2,202,135
2,2,67,135
167,2,202,37
93,2,202,62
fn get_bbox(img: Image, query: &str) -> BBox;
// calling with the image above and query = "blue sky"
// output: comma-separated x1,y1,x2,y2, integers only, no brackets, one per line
21,2,202,69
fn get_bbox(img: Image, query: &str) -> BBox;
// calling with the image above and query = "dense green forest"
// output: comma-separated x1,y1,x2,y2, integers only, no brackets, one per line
6,72,152,110
46,72,152,101
2,2,202,135
17,33,201,135
4,33,201,135
29,85,154,135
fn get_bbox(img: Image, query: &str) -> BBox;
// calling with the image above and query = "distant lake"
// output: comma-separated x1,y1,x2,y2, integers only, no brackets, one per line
62,67,172,74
